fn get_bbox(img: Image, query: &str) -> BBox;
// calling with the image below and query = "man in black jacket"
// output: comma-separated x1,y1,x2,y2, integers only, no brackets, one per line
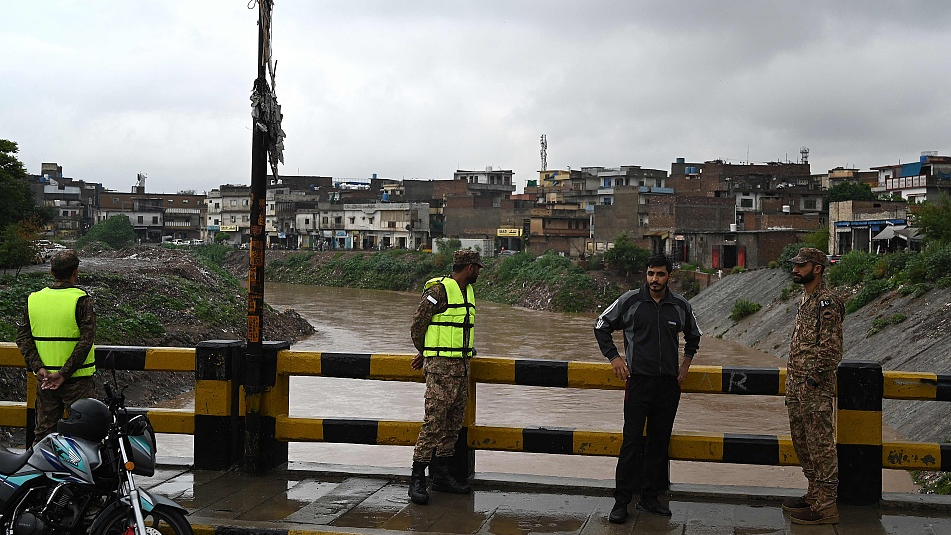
594,253,702,523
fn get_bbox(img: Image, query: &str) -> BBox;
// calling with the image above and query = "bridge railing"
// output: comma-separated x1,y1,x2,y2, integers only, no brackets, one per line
1,341,948,505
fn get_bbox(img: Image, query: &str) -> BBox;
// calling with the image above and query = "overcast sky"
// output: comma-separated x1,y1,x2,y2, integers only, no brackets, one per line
4,1,950,195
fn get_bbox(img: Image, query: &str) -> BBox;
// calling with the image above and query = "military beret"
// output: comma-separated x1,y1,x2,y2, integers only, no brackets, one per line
789,247,827,265
453,250,485,267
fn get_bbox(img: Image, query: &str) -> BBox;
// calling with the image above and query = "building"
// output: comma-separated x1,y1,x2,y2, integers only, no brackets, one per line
871,151,951,204
207,185,252,246
99,184,205,244
342,202,430,250
27,163,101,240
828,200,909,255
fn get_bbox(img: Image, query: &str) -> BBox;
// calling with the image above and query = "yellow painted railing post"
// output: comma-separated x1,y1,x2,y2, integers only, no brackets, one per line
246,340,290,470
836,361,883,505
194,340,244,470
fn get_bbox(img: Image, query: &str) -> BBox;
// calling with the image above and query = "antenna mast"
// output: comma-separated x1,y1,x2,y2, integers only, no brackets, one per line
540,134,548,171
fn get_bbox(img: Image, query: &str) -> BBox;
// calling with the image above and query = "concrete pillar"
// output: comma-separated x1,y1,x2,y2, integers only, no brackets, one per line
836,361,883,505
244,340,290,472
195,340,244,470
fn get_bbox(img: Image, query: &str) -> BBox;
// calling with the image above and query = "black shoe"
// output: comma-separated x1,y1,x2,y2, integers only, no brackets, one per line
608,502,629,524
430,456,472,494
636,496,671,516
408,462,429,505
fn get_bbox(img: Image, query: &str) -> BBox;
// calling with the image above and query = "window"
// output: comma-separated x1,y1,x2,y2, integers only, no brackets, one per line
183,199,189,204
242,215,249,222
335,217,342,225
230,200,238,207
113,197,119,203
152,216,159,224
137,216,143,224
213,219,220,225
368,217,374,224
214,202,220,209
803,199,817,210
304,218,310,225
388,221,396,228
168,199,174,204
740,198,754,208
230,216,237,223
322,217,328,224
349,217,355,224
243,199,250,206
62,210,68,217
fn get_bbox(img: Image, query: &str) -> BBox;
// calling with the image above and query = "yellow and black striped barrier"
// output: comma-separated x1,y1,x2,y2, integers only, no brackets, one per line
2,342,951,505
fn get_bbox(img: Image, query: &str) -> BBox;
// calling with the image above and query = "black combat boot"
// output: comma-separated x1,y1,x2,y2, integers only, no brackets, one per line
408,461,430,505
430,456,471,494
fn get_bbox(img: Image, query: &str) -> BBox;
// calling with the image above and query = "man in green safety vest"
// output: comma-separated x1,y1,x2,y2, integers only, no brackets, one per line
407,249,484,505
16,249,97,444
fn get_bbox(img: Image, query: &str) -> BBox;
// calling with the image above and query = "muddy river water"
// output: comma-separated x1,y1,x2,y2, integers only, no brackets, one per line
160,283,916,491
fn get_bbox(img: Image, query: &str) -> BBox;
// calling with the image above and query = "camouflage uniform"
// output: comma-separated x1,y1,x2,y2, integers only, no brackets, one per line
411,282,471,461
786,277,844,508
15,251,97,444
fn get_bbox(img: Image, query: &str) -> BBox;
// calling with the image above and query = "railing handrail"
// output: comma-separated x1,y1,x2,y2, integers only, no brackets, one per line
1,341,948,505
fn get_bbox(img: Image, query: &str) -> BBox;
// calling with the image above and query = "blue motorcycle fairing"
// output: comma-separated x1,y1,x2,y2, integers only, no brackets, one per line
117,487,186,514
35,435,99,484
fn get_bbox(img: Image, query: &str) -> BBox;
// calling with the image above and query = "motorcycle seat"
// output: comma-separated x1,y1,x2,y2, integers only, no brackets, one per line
0,446,33,475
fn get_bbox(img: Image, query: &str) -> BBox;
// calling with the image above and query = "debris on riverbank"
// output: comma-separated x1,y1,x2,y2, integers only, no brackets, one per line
0,246,315,446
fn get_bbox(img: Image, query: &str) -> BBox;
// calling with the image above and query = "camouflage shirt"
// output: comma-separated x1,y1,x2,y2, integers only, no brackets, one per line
15,282,97,380
786,280,844,397
411,280,470,377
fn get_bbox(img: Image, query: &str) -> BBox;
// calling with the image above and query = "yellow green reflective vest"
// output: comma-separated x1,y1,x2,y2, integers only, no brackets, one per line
27,287,96,378
423,276,475,358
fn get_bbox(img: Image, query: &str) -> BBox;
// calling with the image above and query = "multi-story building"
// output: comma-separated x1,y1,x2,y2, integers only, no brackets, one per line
440,168,518,246
342,202,430,250
98,183,205,243
27,163,101,240
871,151,951,204
207,185,252,246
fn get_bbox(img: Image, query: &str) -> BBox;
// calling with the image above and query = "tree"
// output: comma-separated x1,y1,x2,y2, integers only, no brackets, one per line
77,214,136,249
604,232,650,277
0,139,38,231
214,231,231,244
0,220,42,277
915,194,951,244
825,181,878,203
801,226,830,252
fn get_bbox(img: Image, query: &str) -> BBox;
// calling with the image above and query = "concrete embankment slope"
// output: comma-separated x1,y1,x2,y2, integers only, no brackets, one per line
689,268,951,444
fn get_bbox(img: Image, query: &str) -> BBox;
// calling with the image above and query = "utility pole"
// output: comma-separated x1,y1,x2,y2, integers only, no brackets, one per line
245,0,284,474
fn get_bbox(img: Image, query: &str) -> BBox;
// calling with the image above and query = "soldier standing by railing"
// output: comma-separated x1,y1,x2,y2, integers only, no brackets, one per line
783,247,845,525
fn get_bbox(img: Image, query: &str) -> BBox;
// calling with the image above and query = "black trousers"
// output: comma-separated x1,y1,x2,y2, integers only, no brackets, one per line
614,374,681,503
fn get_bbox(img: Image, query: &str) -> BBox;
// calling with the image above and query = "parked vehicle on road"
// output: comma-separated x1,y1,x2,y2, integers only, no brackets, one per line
0,372,192,535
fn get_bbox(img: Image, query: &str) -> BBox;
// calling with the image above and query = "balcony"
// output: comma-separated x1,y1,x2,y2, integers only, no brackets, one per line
533,228,589,238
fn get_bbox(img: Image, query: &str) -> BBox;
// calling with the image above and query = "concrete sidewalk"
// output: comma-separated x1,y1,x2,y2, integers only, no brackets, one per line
139,461,951,535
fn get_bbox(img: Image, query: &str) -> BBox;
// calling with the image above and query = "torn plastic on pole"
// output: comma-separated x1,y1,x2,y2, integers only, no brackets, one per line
250,79,286,180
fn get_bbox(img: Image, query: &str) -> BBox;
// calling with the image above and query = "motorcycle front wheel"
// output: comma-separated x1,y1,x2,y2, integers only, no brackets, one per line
92,505,193,535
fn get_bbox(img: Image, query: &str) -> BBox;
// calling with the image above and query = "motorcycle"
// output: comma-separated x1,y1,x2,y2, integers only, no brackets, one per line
0,377,192,535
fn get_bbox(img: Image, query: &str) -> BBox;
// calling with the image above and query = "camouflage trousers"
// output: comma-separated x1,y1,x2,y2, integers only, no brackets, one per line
413,363,469,462
787,393,838,504
34,377,96,444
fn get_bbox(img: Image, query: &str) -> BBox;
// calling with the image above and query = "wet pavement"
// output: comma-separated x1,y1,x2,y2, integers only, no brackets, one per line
138,460,951,535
